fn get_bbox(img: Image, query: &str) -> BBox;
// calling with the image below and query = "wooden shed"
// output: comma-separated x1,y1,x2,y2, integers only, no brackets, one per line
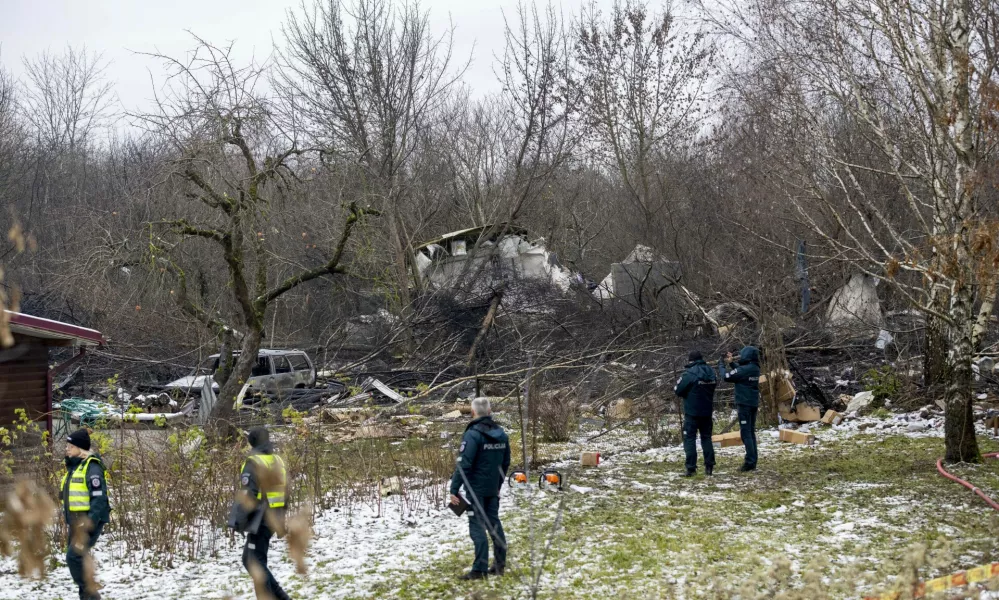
1,311,105,433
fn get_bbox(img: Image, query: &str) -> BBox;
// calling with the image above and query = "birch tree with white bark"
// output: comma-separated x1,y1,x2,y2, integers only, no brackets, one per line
714,0,999,461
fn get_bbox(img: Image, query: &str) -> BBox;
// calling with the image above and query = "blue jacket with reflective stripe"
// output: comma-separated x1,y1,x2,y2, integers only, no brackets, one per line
450,416,511,499
675,359,717,417
722,346,761,407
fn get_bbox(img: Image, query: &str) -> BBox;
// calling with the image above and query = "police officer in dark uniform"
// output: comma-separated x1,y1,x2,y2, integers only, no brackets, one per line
449,397,511,580
674,350,718,477
61,428,110,600
722,346,762,472
228,427,291,600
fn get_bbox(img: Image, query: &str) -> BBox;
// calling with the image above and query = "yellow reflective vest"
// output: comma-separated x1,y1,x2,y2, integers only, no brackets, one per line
241,454,287,508
61,455,105,512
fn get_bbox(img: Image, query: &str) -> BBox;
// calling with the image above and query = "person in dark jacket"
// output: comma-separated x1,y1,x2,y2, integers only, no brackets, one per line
450,397,511,580
228,427,290,600
674,350,718,477
61,428,110,600
721,346,762,472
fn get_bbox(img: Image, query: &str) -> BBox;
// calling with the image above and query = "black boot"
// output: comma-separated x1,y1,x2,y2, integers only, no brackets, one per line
460,570,488,580
739,464,756,472
705,467,713,476
488,563,505,576
683,470,696,478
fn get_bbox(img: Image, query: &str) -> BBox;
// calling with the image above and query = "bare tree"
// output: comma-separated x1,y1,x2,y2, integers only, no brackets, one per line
20,46,114,152
0,58,28,210
493,2,580,223
576,0,715,236
135,38,376,436
278,0,463,309
715,0,999,461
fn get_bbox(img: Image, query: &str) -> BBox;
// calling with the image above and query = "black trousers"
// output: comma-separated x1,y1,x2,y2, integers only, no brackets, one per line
683,414,715,472
67,521,104,600
243,524,291,600
468,495,506,573
737,404,759,468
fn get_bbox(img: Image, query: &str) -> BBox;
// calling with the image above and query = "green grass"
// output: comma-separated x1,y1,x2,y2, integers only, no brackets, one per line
382,431,999,599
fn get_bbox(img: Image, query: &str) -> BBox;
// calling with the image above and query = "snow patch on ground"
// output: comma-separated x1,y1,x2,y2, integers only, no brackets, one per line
0,496,469,600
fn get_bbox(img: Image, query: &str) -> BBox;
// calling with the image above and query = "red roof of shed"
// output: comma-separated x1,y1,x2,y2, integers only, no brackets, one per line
5,311,105,346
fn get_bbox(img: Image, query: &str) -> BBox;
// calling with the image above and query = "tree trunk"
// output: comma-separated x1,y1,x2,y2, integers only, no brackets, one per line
943,285,980,463
924,311,949,389
973,280,997,350
209,328,264,440
213,330,237,388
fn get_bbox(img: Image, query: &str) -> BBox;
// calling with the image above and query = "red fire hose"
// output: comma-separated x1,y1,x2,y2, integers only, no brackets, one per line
936,452,999,512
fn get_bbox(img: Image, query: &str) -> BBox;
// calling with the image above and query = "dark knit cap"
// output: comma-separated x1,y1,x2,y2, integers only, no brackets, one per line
688,350,703,362
247,427,269,449
67,429,91,451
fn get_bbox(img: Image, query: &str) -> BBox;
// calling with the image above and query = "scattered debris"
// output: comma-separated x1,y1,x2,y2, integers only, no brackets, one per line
606,398,635,420
706,302,760,337
341,392,373,405
826,273,882,333
361,377,405,403
779,428,816,445
711,431,742,448
379,476,404,497
847,391,875,414
130,393,178,413
778,401,822,423
821,410,844,426
320,407,371,424
580,451,600,466
875,329,894,350
353,424,408,440
412,224,574,293
760,371,796,404
592,245,683,308
985,412,999,436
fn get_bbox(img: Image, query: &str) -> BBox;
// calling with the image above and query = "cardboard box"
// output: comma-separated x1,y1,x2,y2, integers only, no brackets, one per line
778,400,822,423
985,415,999,436
760,371,796,404
821,410,843,426
711,431,743,448
580,451,601,466
606,398,634,420
779,428,815,445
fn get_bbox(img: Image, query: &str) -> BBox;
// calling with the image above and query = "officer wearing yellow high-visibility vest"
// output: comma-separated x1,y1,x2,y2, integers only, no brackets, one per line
227,427,291,600
61,428,109,600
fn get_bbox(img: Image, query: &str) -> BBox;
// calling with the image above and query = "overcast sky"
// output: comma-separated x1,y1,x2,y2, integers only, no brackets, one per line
0,0,622,115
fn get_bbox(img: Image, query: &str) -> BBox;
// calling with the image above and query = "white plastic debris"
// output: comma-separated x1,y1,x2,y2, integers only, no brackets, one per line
847,391,875,413
875,329,893,350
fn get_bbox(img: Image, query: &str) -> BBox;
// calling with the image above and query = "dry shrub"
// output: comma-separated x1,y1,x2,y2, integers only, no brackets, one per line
107,427,242,564
641,397,680,448
0,409,455,570
538,390,578,442
0,479,56,579
286,504,313,575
